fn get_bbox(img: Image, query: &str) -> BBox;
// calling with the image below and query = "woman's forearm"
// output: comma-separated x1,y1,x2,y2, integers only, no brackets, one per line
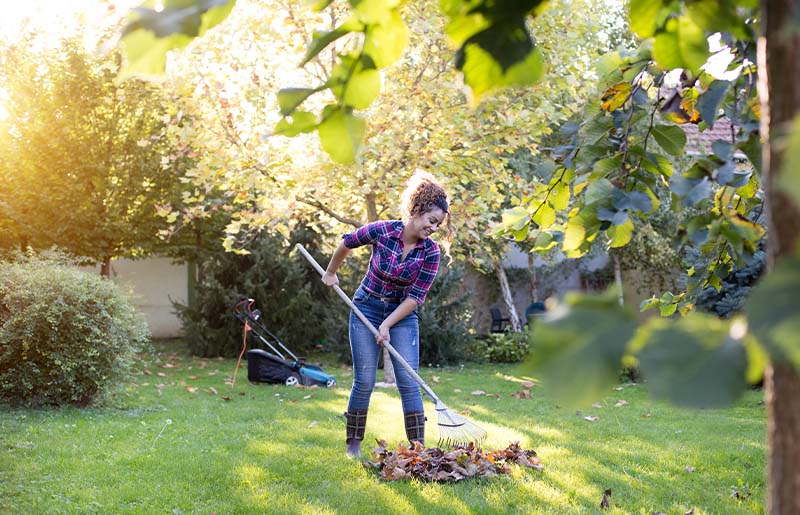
382,298,418,329
326,242,351,275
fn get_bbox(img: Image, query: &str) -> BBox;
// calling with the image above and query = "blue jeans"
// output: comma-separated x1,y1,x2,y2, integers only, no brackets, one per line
347,287,423,413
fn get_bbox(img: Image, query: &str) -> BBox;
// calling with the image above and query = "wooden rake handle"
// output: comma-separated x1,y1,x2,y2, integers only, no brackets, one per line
295,243,441,404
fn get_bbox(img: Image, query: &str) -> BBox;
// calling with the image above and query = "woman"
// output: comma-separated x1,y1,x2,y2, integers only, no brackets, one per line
322,170,452,457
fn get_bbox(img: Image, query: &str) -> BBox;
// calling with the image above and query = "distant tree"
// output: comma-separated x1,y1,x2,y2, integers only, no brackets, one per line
0,31,189,273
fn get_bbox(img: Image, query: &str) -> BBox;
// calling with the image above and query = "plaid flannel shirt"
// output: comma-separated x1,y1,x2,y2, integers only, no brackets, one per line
342,220,440,305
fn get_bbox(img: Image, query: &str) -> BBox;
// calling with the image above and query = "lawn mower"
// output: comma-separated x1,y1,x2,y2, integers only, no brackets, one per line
232,298,337,388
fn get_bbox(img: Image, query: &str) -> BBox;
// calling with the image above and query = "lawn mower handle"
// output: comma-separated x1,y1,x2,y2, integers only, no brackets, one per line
295,243,441,404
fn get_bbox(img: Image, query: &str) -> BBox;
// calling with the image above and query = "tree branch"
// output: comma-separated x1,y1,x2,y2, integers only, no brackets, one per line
298,196,362,227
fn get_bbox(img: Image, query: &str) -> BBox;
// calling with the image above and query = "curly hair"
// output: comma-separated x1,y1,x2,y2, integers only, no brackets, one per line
399,169,453,258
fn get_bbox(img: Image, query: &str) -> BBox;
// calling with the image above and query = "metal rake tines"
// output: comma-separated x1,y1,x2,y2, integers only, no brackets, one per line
435,403,487,448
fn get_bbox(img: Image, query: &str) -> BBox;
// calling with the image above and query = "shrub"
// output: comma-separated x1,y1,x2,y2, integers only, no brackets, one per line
0,252,150,407
174,226,355,358
418,265,475,366
468,330,529,363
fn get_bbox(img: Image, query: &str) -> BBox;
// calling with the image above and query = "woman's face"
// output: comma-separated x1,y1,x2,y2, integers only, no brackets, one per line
408,207,446,240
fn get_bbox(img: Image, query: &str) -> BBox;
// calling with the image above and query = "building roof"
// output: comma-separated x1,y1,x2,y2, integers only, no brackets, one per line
682,118,745,158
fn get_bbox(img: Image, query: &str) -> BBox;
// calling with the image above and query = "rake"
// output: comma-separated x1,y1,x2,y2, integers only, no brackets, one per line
296,243,487,448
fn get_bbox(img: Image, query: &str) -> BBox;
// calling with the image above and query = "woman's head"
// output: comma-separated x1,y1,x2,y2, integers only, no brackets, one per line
400,169,453,254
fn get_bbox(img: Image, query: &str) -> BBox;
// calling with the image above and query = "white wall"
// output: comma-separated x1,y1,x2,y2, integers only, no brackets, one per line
93,258,188,338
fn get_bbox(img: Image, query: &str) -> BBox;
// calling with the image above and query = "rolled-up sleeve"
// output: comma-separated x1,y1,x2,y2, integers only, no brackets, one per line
342,221,385,248
407,244,440,305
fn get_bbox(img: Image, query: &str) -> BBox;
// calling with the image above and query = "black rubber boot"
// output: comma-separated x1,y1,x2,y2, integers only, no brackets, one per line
345,410,368,458
404,411,426,448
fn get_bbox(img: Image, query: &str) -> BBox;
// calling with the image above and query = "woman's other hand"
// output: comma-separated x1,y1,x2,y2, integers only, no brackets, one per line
322,271,339,287
377,323,391,346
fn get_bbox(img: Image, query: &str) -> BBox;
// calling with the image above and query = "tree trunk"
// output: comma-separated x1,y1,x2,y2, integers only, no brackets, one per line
100,256,112,278
493,256,522,332
612,250,624,307
365,192,396,385
758,1,800,512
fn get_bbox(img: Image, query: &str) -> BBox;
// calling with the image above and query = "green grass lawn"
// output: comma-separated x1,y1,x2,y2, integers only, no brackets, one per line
1,341,766,515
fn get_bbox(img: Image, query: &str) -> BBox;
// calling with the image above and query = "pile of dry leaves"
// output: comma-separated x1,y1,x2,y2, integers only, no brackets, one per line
364,440,543,482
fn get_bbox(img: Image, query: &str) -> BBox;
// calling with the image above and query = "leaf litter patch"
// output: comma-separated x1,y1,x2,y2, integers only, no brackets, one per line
364,440,543,482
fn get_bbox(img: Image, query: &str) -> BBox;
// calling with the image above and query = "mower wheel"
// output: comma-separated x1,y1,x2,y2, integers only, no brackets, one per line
326,378,337,388
285,373,301,386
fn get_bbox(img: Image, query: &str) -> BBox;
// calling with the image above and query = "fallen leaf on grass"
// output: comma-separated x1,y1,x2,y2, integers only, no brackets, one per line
222,396,232,401
143,369,152,375
684,509,695,515
684,466,695,473
157,372,168,377
471,390,486,396
485,393,501,399
162,363,176,369
460,408,472,415
600,488,612,509
454,389,462,393
512,389,532,399
186,387,198,393
432,376,440,383
521,381,535,388
584,416,600,422
188,375,199,380
640,413,652,418
614,386,624,391
592,402,603,408
615,399,629,407
303,395,312,400
309,421,318,428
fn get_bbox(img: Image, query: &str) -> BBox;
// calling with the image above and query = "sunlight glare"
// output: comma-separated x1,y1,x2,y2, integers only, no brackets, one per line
0,0,138,46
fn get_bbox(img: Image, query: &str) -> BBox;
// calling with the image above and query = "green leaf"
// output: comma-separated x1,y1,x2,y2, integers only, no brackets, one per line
456,22,545,101
363,10,409,67
629,0,664,38
501,206,529,231
563,212,588,252
273,111,318,137
277,88,319,116
317,107,366,163
301,18,363,66
584,178,615,206
523,292,637,406
550,182,570,211
120,0,235,77
745,257,800,368
642,152,673,178
595,51,623,82
739,131,762,176
651,124,687,156
351,0,398,24
591,156,623,179
532,231,556,251
777,114,800,208
531,204,556,230
607,217,633,248
652,16,710,74
342,67,381,109
640,297,660,312
670,175,712,206
686,0,750,40
638,314,748,408
697,80,731,127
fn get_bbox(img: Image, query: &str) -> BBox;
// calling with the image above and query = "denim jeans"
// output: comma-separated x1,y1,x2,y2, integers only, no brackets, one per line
347,287,423,413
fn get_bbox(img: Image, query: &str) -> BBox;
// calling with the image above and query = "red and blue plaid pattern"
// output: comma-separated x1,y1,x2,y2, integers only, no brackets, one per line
343,220,440,304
